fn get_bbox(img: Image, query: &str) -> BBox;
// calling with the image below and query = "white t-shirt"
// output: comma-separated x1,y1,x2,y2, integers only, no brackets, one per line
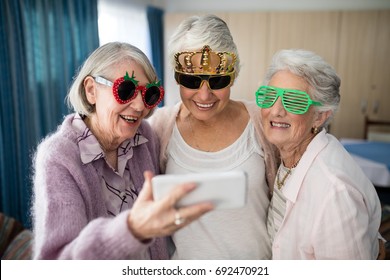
166,120,271,259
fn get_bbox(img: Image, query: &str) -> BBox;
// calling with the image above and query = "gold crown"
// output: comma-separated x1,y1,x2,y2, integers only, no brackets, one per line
174,45,236,75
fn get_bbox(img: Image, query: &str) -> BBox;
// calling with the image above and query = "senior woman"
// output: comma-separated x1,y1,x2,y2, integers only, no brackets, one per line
32,42,212,259
149,14,278,259
256,49,383,259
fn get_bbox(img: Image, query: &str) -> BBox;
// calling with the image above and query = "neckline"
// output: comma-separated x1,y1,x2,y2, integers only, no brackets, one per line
276,158,301,190
173,119,253,155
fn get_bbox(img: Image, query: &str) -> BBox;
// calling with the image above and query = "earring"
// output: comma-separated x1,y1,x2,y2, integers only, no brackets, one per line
312,127,319,134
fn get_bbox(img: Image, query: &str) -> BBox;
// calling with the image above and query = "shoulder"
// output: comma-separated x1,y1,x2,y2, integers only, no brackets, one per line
246,102,261,125
306,133,372,191
309,132,348,165
238,100,258,113
138,120,155,139
32,115,86,197
35,114,80,163
148,103,180,126
232,100,261,123
136,121,160,155
147,103,181,139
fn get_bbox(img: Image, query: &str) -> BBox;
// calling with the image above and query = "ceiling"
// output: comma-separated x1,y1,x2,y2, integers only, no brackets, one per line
155,0,390,12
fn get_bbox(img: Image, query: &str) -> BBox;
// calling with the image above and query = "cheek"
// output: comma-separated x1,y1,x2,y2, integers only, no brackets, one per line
179,90,188,100
142,108,152,119
180,89,195,100
95,89,115,107
260,108,269,118
291,115,312,136
218,89,230,100
260,109,271,125
95,97,121,121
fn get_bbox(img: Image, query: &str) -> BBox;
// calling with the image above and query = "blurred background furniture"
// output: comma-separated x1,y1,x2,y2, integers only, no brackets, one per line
364,116,390,142
0,212,33,260
342,140,390,188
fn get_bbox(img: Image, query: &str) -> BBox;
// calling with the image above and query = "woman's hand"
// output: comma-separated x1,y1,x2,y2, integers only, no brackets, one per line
127,171,214,241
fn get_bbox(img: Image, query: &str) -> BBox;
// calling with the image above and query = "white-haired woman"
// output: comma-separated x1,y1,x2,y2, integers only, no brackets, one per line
257,49,384,259
149,14,278,259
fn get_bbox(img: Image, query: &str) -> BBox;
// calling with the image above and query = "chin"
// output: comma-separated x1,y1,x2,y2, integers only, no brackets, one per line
266,133,283,146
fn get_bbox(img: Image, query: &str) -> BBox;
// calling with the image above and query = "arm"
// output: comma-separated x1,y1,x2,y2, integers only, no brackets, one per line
311,184,380,259
32,143,149,259
32,131,213,259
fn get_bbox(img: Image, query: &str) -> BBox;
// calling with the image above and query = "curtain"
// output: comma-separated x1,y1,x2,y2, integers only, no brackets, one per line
146,6,164,106
0,0,99,228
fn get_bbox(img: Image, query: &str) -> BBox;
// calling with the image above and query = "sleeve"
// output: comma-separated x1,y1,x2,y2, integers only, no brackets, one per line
32,138,151,260
311,182,380,259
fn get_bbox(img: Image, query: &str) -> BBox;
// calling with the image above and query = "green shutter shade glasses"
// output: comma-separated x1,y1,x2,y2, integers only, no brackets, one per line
255,85,322,114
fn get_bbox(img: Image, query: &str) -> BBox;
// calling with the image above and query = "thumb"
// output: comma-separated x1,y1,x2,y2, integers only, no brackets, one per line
137,170,154,201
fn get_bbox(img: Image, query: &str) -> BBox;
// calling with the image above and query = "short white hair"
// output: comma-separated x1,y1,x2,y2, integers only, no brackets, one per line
264,49,341,127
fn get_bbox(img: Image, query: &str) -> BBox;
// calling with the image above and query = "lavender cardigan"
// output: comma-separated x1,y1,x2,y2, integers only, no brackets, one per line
32,114,168,259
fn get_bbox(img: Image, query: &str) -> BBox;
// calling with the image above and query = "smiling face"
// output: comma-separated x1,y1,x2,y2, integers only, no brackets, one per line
179,79,232,122
84,60,151,151
260,70,328,156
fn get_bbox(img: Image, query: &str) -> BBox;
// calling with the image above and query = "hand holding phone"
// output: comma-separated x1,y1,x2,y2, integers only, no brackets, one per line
152,171,247,209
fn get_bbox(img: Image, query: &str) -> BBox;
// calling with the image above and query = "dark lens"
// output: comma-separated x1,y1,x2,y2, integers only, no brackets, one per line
118,80,136,101
208,75,231,90
178,74,202,89
144,86,161,107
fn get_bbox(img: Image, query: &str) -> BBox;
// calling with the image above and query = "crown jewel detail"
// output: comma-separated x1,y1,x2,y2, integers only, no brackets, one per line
174,45,236,75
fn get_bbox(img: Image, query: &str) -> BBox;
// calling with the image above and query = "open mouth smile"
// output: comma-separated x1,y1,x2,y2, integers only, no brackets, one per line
271,121,290,128
194,101,215,109
120,115,138,123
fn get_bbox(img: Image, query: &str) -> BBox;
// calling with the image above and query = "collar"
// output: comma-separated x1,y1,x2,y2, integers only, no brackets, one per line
72,113,148,175
282,129,329,203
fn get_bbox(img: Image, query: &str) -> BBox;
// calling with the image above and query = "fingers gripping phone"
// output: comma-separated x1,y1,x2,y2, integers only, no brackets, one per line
151,171,248,209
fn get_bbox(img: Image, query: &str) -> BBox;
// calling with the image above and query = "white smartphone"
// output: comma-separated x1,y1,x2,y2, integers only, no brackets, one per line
151,171,247,209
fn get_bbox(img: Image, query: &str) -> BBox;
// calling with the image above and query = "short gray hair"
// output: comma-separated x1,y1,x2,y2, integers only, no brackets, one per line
168,14,240,76
263,49,341,127
66,42,158,116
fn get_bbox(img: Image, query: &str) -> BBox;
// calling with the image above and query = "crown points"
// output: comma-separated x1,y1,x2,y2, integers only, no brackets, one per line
174,45,236,75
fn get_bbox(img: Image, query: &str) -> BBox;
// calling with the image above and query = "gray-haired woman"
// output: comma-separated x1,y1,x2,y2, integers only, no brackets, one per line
256,49,384,259
32,42,212,260
149,14,278,259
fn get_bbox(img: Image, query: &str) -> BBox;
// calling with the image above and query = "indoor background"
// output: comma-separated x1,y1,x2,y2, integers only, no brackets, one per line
1,0,389,232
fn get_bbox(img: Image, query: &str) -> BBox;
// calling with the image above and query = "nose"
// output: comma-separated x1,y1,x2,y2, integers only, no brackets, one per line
269,97,286,116
130,90,146,111
196,80,213,100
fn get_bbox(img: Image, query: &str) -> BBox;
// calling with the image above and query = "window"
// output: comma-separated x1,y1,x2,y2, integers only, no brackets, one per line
97,0,152,60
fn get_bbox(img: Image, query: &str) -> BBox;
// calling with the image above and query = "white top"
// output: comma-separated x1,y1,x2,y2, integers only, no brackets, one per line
267,165,289,243
166,120,271,259
272,130,382,259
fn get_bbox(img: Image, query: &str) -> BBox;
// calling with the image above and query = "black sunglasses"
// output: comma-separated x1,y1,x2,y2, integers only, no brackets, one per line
174,72,234,90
